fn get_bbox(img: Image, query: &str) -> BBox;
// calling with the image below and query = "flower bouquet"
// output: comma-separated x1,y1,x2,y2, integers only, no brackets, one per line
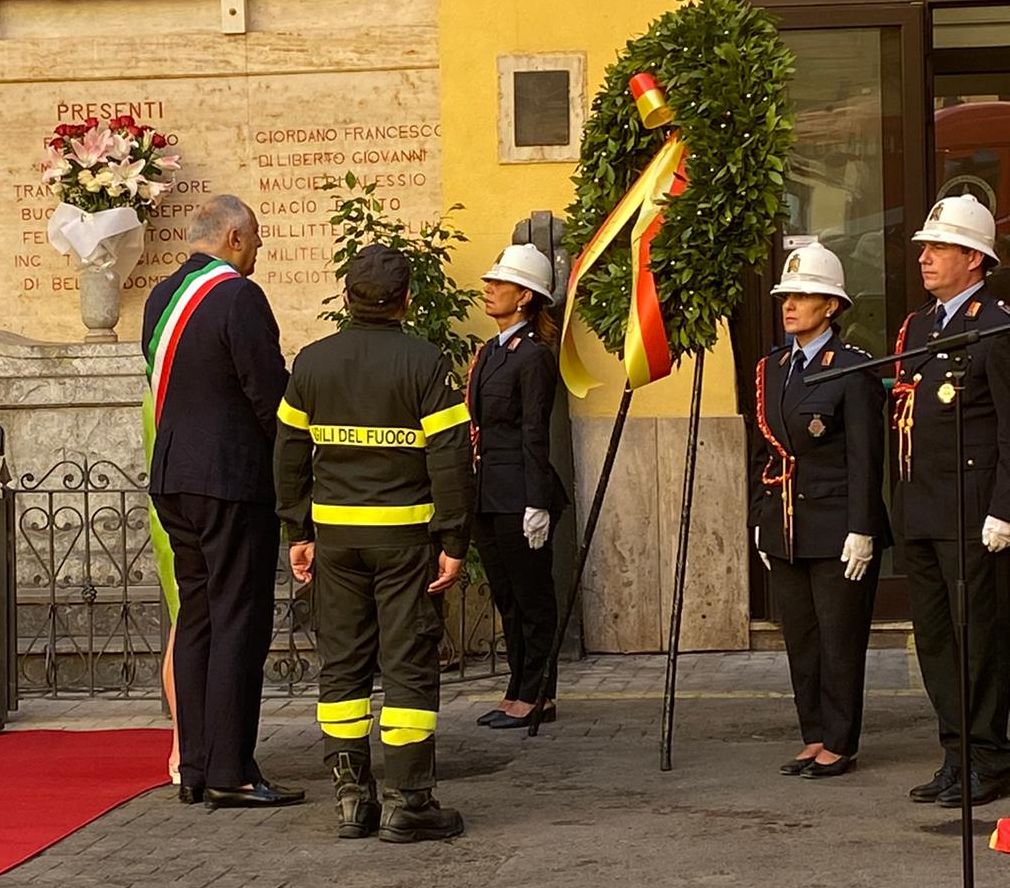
41,115,181,341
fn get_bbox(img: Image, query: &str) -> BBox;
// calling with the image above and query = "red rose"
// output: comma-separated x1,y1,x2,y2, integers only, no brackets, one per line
49,137,63,149
109,116,122,128
120,115,135,126
84,117,98,128
152,133,167,148
127,125,141,137
54,124,67,136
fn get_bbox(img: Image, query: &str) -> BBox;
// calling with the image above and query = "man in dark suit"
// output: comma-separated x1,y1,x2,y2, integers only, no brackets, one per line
895,194,1010,807
143,195,303,809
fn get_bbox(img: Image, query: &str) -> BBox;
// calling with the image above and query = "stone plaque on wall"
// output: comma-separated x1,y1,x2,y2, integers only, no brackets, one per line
0,1,440,355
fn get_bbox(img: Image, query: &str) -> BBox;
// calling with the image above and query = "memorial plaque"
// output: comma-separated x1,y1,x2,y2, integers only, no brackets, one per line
513,70,571,147
0,24,441,355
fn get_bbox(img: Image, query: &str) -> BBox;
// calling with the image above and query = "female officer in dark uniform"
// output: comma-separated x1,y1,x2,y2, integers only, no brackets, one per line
468,244,566,729
750,242,891,778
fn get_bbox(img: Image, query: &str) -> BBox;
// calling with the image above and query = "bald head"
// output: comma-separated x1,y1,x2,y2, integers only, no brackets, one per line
188,195,262,276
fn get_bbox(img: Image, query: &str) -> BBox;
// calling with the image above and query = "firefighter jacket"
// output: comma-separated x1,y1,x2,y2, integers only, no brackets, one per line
749,331,892,560
892,286,1010,540
273,319,473,558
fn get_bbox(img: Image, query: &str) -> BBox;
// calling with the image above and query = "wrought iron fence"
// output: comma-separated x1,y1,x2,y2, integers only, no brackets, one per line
10,456,504,699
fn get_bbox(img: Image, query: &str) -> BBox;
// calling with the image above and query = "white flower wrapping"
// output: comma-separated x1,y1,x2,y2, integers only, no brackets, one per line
47,203,145,280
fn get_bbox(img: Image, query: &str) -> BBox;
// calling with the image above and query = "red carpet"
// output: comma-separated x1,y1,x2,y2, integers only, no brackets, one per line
0,728,172,874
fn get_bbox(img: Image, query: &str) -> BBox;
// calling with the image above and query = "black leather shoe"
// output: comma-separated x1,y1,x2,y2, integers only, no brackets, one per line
204,781,306,809
936,770,1005,808
779,757,816,776
178,785,204,804
801,755,856,779
378,789,464,843
488,707,557,729
909,763,959,803
476,708,507,726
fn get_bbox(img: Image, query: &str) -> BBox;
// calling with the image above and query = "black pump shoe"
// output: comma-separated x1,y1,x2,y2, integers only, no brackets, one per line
488,706,557,729
778,757,816,776
801,755,857,779
476,708,508,726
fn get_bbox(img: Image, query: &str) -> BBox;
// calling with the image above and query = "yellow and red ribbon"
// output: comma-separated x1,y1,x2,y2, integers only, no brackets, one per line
560,135,688,397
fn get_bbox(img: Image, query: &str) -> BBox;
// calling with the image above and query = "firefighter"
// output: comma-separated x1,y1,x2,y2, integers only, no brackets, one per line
750,242,891,779
274,244,473,842
894,195,1010,807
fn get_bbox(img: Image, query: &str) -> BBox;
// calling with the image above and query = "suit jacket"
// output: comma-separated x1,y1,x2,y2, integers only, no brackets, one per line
142,253,288,505
893,286,1010,539
749,330,892,560
467,326,567,515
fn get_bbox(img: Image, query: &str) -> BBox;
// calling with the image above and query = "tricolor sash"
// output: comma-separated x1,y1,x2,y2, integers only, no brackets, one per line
146,259,240,425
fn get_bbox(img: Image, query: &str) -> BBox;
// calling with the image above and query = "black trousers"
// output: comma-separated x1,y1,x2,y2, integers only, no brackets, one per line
316,543,442,790
903,537,1010,776
152,493,277,789
771,553,879,757
473,512,558,702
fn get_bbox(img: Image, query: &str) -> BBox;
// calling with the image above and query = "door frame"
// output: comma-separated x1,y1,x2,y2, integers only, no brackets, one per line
742,0,931,620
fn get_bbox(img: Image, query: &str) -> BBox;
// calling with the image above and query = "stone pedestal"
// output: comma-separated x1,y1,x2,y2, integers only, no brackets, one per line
0,331,145,482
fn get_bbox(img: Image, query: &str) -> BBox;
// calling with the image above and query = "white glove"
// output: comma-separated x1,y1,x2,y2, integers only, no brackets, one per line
753,527,771,572
840,532,874,581
523,507,550,551
982,515,1010,553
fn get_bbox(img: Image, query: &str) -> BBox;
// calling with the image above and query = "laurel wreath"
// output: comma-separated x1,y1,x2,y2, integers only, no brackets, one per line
564,0,796,360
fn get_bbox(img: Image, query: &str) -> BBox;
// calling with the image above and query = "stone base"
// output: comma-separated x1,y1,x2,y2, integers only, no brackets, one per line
572,415,750,653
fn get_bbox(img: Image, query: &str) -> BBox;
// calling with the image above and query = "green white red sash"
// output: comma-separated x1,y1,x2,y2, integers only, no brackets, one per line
146,259,239,425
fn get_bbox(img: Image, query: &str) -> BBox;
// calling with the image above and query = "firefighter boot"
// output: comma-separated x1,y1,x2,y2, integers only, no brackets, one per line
377,788,464,843
333,752,380,839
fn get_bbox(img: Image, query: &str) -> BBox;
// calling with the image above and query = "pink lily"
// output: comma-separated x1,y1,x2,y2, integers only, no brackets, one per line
153,154,181,172
41,144,71,183
69,126,114,168
106,157,146,197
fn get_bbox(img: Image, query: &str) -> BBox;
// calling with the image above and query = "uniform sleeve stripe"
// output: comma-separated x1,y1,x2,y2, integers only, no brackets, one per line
420,402,470,437
277,398,310,430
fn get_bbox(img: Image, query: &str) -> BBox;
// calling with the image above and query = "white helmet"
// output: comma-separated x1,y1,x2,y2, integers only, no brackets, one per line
482,244,556,304
912,193,997,260
770,242,851,304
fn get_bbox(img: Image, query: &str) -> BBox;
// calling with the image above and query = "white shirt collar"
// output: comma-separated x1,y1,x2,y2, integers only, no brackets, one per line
497,320,528,346
936,281,984,329
789,327,834,367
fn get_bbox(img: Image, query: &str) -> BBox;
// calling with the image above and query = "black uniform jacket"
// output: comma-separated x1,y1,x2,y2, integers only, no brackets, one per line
141,253,288,505
273,319,473,559
749,331,892,560
467,326,567,515
893,286,1010,540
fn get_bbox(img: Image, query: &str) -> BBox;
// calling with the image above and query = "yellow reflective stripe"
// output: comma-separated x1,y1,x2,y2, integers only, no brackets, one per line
379,706,438,731
420,402,470,437
322,719,373,739
277,398,310,430
317,699,371,723
312,502,435,526
310,425,426,448
381,726,432,747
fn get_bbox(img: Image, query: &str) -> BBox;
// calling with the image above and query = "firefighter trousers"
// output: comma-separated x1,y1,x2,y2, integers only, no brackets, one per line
315,541,443,790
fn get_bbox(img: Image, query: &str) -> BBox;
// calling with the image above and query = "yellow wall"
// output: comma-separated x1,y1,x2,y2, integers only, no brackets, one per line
439,1,740,418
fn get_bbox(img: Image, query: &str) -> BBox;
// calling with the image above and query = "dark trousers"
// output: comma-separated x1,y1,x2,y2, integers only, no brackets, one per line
316,543,442,790
473,512,558,702
152,493,277,789
772,553,878,757
904,537,1010,776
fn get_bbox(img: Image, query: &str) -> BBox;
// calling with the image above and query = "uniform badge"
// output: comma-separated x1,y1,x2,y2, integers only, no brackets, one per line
778,351,790,366
966,300,981,319
937,382,956,405
929,203,943,222
507,337,522,352
821,351,835,367
808,415,826,438
787,254,801,273
998,300,1010,317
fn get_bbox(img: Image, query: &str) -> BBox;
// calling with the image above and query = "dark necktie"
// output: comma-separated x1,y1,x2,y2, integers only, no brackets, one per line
931,304,946,338
785,350,806,389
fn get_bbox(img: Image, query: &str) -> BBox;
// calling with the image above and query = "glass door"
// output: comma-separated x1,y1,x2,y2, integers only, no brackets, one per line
744,2,929,621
